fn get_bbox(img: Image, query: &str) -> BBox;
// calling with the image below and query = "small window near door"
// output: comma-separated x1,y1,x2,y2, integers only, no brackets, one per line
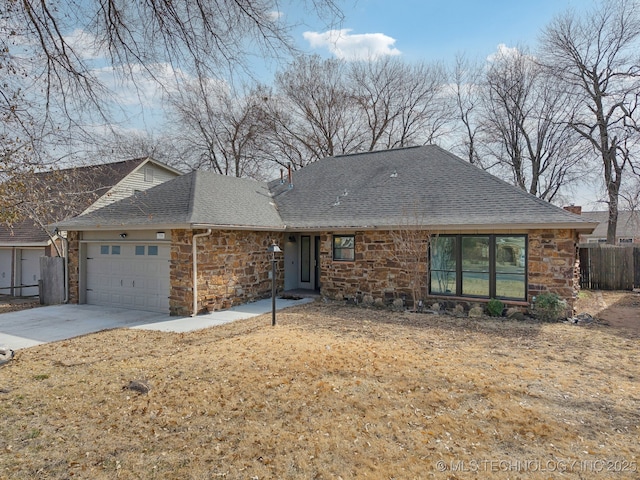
111,246,121,255
148,245,158,256
333,235,355,261
135,246,145,255
100,245,109,255
301,236,311,282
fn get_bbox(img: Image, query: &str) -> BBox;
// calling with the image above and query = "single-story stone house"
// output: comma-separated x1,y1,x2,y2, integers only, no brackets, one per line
55,146,597,315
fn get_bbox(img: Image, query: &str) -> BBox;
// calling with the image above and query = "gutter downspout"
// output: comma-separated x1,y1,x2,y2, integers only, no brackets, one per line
192,229,212,317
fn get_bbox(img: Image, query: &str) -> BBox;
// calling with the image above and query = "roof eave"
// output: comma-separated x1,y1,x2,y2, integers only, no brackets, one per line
0,240,51,247
54,222,287,232
191,223,287,232
141,157,184,176
54,223,192,232
283,222,599,233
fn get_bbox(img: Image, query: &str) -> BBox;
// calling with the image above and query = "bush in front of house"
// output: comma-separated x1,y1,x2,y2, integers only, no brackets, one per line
486,298,505,317
533,292,568,322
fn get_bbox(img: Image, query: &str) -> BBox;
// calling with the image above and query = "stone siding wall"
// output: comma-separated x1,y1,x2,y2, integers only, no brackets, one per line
319,229,580,311
527,229,580,309
67,231,80,304
319,230,429,307
170,229,285,316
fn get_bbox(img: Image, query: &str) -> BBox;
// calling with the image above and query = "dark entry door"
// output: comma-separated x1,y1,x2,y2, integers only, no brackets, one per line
314,236,320,291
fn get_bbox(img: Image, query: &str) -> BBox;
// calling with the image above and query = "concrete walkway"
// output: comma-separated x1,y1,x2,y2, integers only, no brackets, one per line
0,297,314,350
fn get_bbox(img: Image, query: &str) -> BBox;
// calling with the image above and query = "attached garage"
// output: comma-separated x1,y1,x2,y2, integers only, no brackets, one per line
85,242,170,313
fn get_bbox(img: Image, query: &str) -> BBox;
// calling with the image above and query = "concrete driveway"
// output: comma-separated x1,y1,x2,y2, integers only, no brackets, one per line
0,297,314,350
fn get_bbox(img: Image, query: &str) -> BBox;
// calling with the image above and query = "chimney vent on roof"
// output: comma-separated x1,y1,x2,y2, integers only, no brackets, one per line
390,169,398,178
280,168,284,184
563,205,582,215
288,164,293,189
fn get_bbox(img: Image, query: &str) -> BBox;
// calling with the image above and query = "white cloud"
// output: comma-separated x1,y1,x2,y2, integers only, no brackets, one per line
303,29,401,61
486,43,521,63
267,10,284,21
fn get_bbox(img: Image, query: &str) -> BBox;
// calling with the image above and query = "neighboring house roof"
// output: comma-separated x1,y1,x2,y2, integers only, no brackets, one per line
0,157,181,246
0,219,52,246
581,211,640,239
56,146,598,233
55,171,285,230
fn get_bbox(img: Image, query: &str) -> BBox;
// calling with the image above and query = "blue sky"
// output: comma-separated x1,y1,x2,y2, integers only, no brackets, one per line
292,0,579,64
289,0,598,208
95,0,599,207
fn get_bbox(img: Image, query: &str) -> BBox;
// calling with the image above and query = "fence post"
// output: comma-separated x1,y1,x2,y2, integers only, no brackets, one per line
40,257,65,305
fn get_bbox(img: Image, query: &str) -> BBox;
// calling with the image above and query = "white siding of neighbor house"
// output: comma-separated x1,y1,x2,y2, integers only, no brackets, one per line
82,162,179,214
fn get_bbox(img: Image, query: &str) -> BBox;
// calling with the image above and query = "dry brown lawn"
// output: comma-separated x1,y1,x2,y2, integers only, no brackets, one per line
0,293,639,479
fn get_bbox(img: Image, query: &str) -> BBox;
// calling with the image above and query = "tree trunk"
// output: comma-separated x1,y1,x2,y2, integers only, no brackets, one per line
602,140,620,245
606,176,620,245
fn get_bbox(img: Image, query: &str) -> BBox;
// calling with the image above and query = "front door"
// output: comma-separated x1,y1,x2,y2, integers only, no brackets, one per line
298,234,321,291
314,236,320,291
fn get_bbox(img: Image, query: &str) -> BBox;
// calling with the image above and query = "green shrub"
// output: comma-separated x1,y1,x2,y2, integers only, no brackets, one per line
486,298,505,317
533,292,568,322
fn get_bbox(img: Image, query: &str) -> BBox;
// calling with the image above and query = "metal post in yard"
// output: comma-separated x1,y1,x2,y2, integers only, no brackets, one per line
267,243,282,326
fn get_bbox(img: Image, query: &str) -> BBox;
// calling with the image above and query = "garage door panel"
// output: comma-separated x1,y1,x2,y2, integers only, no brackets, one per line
0,249,12,291
86,242,170,313
20,249,42,297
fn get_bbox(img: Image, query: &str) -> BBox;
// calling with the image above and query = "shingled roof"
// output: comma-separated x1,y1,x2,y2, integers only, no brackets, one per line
0,158,152,245
270,146,596,231
581,210,640,239
56,170,284,230
57,146,597,233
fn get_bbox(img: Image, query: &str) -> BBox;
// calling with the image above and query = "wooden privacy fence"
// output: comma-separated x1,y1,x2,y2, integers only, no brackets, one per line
579,245,640,290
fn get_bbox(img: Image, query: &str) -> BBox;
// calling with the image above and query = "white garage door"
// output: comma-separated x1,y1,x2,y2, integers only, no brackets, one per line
86,243,170,313
0,248,12,294
19,249,42,297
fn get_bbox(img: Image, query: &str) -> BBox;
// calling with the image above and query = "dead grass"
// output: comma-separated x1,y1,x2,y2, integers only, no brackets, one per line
0,300,639,479
0,298,41,314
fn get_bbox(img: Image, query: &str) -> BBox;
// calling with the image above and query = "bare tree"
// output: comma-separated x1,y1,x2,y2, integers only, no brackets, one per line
388,225,430,311
1,0,344,231
168,80,269,178
481,47,586,202
349,57,451,150
540,0,640,242
449,54,484,166
95,132,183,168
0,163,143,256
261,55,363,168
257,55,452,171
5,0,343,121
